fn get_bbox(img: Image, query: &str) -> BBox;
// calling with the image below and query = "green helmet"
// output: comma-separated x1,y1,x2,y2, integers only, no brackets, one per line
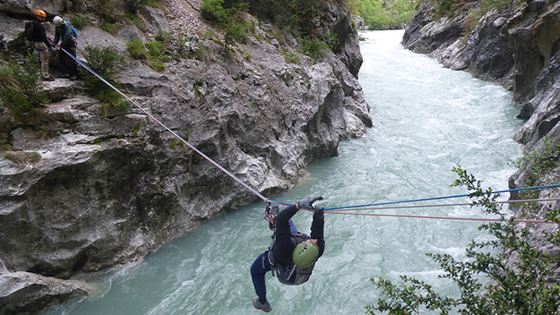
292,241,319,269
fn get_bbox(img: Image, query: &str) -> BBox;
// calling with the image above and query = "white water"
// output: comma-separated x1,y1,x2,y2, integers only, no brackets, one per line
48,30,524,314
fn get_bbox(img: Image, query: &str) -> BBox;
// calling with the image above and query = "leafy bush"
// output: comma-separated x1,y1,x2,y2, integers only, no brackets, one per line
125,0,148,14
201,0,251,54
127,38,170,71
82,46,126,109
200,0,228,22
0,54,46,115
367,166,560,314
127,38,148,60
300,37,329,60
101,22,119,34
70,14,92,30
353,0,419,30
4,151,41,165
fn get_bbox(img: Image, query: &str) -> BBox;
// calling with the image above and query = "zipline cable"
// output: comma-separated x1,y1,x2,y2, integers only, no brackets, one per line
60,47,268,202
328,197,560,212
60,48,560,224
323,184,560,211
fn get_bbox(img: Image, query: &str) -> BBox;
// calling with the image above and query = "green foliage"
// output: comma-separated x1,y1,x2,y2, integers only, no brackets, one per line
124,0,148,14
201,0,337,59
95,0,118,23
168,130,190,150
70,14,92,30
127,38,149,60
353,0,419,30
82,46,126,108
300,37,329,60
282,47,302,64
201,0,252,54
124,13,144,30
200,0,229,21
127,37,170,71
4,151,41,165
101,22,120,34
366,166,560,314
516,136,560,188
0,54,46,115
197,42,213,61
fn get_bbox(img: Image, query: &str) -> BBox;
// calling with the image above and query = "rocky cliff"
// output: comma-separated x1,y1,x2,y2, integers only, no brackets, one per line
403,0,560,287
0,0,371,312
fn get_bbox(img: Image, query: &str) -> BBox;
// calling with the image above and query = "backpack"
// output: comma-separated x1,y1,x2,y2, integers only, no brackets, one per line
60,22,78,47
69,24,78,40
24,22,35,41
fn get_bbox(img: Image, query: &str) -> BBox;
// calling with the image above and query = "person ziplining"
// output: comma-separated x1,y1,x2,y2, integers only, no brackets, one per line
250,195,325,312
56,46,560,312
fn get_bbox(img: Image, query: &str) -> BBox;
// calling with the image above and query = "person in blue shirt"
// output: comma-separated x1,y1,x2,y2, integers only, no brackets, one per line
53,16,79,80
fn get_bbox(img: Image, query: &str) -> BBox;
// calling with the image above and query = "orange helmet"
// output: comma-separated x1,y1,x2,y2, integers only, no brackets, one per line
35,10,47,17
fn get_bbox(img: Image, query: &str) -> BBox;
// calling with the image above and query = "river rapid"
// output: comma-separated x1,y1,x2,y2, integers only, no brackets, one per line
49,30,524,315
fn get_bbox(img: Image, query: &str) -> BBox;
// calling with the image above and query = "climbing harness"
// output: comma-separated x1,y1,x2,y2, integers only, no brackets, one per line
265,207,315,285
59,47,560,225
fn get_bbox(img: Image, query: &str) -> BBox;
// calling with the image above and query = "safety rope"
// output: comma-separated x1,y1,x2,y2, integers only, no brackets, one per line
60,47,267,201
60,48,560,224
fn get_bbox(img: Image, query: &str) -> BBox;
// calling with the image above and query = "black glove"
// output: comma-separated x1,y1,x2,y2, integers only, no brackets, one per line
298,195,323,210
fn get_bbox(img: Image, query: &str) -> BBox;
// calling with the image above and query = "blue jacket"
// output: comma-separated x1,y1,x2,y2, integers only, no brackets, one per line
54,23,76,48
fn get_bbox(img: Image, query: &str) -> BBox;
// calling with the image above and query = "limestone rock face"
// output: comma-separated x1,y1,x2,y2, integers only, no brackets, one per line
0,270,91,314
403,0,560,148
0,1,370,309
403,0,560,104
403,0,560,288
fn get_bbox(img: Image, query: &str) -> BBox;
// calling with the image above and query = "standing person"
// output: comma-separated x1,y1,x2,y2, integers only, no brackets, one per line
250,195,326,312
52,16,79,80
31,10,55,81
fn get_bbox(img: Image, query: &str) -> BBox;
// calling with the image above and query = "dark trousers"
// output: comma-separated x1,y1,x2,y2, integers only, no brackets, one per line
251,252,272,302
250,220,298,303
60,46,78,76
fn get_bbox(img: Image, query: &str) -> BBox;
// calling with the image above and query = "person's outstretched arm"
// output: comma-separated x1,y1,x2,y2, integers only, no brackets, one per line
311,208,325,258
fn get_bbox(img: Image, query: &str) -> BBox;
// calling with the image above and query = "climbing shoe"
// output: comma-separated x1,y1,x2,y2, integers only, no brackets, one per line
252,298,272,312
43,75,55,81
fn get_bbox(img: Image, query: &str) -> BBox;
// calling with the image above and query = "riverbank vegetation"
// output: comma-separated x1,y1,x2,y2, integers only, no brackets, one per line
367,167,560,314
201,0,337,59
351,0,419,30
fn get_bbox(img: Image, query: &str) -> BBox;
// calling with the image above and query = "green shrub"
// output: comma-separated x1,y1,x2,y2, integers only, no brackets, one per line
124,13,144,30
155,31,172,45
127,38,170,71
145,41,165,57
125,0,148,14
201,0,251,53
300,37,329,60
127,38,148,60
0,54,46,115
70,14,92,30
95,0,118,22
82,46,126,107
200,0,228,22
354,0,419,30
367,166,560,314
4,151,41,165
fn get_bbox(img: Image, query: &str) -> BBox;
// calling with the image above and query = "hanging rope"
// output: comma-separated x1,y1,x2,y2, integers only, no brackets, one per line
60,47,268,201
60,48,560,224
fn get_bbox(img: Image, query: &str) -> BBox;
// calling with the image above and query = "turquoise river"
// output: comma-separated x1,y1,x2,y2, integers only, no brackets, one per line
49,30,525,314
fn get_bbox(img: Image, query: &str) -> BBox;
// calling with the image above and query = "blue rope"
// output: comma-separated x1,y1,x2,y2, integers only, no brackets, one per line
60,48,560,214
60,47,268,201
321,184,560,211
